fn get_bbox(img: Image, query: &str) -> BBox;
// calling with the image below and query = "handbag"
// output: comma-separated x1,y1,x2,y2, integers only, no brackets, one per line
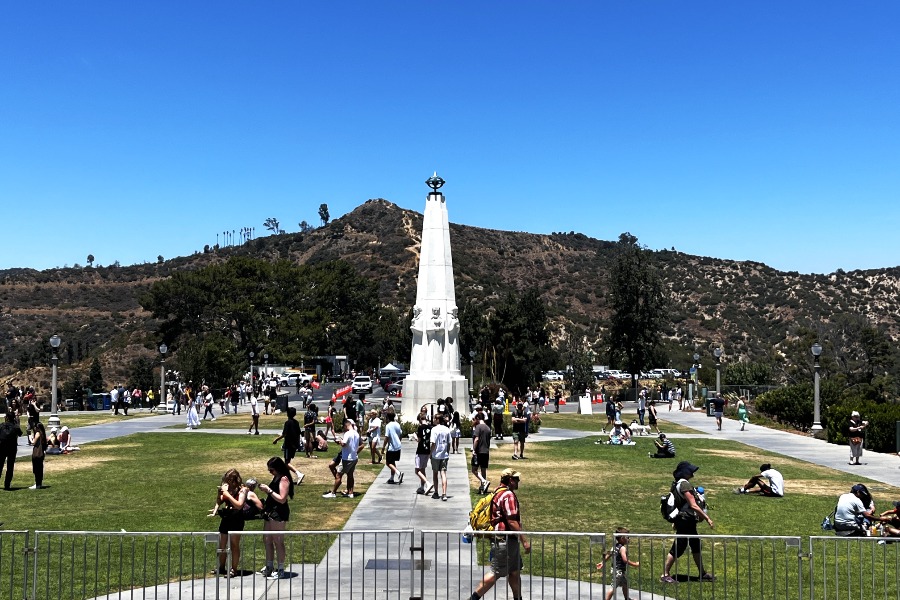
32,440,45,459
849,436,863,445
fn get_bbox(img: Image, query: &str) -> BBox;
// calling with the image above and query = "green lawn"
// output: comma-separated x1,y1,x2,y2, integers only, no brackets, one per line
51,411,160,428
537,411,704,435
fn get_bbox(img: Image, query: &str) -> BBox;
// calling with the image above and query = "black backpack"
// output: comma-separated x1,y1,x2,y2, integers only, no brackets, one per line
660,480,684,523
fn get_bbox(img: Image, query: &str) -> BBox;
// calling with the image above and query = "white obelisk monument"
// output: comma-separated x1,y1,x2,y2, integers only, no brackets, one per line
403,173,468,404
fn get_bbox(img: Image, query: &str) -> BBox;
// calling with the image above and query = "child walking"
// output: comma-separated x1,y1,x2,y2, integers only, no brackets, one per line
597,527,640,600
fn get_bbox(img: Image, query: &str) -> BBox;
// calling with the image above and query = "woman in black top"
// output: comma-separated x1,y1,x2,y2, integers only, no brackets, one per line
30,422,47,489
258,456,294,579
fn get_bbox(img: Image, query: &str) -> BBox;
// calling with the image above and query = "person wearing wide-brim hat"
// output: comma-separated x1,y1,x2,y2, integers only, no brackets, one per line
660,461,715,584
846,411,868,465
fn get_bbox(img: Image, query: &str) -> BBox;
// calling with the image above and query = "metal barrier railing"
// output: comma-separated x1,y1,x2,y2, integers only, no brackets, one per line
809,535,900,600
419,530,607,600
2,529,897,599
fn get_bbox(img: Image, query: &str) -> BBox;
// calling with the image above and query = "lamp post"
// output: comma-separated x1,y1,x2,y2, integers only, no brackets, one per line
469,350,476,392
49,335,61,427
264,353,269,380
714,347,723,398
249,352,255,395
811,343,823,431
159,344,167,413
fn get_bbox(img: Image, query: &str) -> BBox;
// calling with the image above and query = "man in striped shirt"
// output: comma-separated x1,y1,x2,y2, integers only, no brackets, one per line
649,433,676,458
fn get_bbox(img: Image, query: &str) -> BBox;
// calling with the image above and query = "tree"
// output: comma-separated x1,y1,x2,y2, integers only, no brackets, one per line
157,255,164,264
87,358,104,395
606,232,669,396
264,217,282,235
564,332,595,400
486,289,556,394
127,356,156,393
298,220,313,233
87,254,94,267
318,204,330,226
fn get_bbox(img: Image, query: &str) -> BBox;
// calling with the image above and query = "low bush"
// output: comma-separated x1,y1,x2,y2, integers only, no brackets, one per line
824,399,900,453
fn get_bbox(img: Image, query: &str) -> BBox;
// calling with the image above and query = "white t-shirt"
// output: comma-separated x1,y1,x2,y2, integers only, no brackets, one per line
385,421,402,452
342,428,360,461
761,468,784,496
430,424,451,459
835,492,865,528
367,417,381,441
250,395,258,416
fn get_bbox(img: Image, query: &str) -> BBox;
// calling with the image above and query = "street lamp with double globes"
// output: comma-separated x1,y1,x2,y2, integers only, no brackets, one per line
159,344,167,413
714,347,723,397
811,343,823,431
49,335,61,428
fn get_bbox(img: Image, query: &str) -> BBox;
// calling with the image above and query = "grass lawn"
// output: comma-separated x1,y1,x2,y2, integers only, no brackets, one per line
537,411,704,435
0,432,378,532
167,411,299,431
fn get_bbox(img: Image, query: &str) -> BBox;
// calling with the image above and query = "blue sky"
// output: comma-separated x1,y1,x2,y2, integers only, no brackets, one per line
2,2,898,274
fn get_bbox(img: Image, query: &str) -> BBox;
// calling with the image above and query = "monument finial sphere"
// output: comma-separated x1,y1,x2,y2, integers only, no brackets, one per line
426,172,445,192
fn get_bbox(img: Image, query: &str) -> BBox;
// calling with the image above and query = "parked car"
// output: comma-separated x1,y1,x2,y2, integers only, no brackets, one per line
351,376,373,395
542,370,563,381
386,381,403,395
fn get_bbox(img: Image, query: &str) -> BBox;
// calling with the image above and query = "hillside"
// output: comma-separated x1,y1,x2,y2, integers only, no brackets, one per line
2,199,898,392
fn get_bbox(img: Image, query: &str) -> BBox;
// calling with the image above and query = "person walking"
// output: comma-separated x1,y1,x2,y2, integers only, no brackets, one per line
413,412,434,494
0,412,23,490
272,407,304,484
382,411,404,484
201,386,216,421
469,468,531,600
365,409,383,464
248,393,260,435
660,461,714,584
471,411,491,494
736,397,750,431
648,400,661,434
511,400,530,460
711,394,725,431
258,457,294,579
429,413,452,500
847,411,868,465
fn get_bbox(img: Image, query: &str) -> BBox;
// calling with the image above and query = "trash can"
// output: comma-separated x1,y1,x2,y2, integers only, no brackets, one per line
275,392,289,413
706,396,716,417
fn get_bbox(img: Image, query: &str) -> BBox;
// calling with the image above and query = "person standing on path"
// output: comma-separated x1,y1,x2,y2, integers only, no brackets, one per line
365,409,383,464
492,395,505,440
413,412,434,494
637,389,647,426
0,412,23,490
712,394,726,431
382,411,404,484
471,411,491,494
511,400,530,460
469,468,531,600
847,411,869,465
303,403,318,458
429,413,452,500
201,386,216,421
660,461,714,584
647,400,660,434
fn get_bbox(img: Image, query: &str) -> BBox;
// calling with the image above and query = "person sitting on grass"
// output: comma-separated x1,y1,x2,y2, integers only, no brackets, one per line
877,501,900,537
599,420,633,445
649,433,676,458
733,463,784,497
833,484,876,536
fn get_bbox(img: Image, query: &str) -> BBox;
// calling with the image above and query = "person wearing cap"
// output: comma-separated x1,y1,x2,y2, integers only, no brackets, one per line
733,463,784,497
834,483,876,536
58,425,78,452
846,411,869,465
660,461,714,584
649,433,676,458
469,467,530,600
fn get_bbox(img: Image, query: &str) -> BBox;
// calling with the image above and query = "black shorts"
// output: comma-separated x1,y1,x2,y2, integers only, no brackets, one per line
386,450,401,466
473,452,489,469
283,446,296,464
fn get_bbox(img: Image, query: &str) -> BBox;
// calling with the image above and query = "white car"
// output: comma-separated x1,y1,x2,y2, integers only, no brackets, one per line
351,376,373,394
542,370,563,381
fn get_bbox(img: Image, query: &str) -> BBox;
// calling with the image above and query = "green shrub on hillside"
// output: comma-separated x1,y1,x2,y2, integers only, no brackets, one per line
824,400,900,453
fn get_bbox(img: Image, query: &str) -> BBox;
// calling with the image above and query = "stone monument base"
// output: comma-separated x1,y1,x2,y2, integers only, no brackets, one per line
403,375,469,407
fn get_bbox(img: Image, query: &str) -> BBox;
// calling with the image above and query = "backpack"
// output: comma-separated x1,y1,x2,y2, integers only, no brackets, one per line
660,479,686,523
469,486,508,536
